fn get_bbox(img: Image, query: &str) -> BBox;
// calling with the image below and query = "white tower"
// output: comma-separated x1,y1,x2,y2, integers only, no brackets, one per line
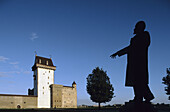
32,55,56,108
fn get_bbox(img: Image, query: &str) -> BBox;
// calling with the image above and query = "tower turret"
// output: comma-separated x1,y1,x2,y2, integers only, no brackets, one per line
72,81,76,88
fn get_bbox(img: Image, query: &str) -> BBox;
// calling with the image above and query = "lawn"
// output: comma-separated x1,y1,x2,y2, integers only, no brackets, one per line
0,107,169,112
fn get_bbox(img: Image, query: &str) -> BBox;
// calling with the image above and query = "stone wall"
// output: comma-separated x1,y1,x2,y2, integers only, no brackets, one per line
62,86,77,108
50,84,77,108
51,84,63,108
0,94,37,109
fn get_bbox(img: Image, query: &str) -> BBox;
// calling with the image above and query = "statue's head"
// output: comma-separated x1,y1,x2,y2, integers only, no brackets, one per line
134,21,146,34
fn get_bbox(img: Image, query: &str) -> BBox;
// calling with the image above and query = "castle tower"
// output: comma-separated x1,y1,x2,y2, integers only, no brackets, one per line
32,55,56,108
72,81,77,88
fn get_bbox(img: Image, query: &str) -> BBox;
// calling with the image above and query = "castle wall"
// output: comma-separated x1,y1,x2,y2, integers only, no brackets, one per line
62,86,77,108
51,84,77,108
0,94,37,109
50,84,63,108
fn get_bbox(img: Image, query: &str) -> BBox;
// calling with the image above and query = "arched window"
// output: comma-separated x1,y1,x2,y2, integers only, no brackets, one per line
17,105,21,109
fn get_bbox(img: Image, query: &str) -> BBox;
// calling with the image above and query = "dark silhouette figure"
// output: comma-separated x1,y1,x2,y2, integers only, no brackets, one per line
111,21,154,103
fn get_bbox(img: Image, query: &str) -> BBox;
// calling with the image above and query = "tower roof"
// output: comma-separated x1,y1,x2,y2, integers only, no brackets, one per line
32,55,56,71
35,56,54,66
72,81,76,85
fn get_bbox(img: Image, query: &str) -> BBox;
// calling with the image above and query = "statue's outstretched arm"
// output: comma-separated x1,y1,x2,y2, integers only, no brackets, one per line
117,46,129,56
110,46,129,59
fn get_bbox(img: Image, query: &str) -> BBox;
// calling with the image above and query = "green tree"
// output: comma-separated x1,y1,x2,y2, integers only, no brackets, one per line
162,68,170,100
86,67,114,109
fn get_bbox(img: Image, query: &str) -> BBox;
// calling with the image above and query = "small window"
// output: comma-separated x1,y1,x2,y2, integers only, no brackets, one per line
43,92,44,94
49,71,50,73
48,76,49,79
11,102,13,104
48,82,49,84
43,87,44,89
24,102,26,104
43,73,45,75
39,59,41,64
46,61,48,65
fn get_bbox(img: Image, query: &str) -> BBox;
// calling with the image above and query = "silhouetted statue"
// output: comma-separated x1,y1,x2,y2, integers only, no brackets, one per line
111,21,154,103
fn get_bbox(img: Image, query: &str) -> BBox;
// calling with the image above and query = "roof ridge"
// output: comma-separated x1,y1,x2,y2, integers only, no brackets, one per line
36,55,51,60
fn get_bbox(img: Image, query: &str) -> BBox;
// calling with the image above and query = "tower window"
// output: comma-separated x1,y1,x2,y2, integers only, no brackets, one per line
43,87,44,89
48,76,49,79
43,92,44,94
49,71,50,73
39,59,41,64
47,82,49,84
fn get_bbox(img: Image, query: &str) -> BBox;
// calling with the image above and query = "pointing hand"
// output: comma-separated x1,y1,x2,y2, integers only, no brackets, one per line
110,53,117,59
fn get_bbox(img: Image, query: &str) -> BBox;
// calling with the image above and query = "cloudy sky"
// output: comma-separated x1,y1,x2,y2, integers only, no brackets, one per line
0,0,170,105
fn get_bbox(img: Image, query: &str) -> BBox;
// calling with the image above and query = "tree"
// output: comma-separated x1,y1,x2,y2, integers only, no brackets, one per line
86,67,114,109
162,68,170,100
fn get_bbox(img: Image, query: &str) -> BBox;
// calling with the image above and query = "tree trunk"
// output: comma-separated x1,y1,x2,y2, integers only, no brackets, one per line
98,102,101,110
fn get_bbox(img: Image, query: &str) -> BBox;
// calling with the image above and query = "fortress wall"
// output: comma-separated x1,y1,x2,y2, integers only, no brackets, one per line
0,94,37,109
50,84,63,108
50,84,77,108
62,86,77,108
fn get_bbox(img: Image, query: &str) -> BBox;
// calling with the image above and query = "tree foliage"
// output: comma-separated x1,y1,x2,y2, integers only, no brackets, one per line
86,67,114,108
162,68,170,100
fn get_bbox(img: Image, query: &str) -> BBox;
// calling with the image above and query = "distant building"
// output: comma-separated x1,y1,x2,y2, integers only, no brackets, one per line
0,55,77,109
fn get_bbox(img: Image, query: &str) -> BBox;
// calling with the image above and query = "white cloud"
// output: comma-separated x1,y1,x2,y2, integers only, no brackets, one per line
0,72,9,77
0,70,30,76
23,71,31,74
0,58,31,77
0,71,22,78
9,62,19,65
30,32,39,41
0,56,8,62
0,74,6,77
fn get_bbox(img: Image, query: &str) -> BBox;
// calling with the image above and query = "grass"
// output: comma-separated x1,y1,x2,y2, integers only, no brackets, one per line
0,108,119,112
0,107,169,112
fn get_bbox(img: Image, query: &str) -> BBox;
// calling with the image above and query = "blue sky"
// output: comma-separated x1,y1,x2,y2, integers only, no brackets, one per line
0,0,170,105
